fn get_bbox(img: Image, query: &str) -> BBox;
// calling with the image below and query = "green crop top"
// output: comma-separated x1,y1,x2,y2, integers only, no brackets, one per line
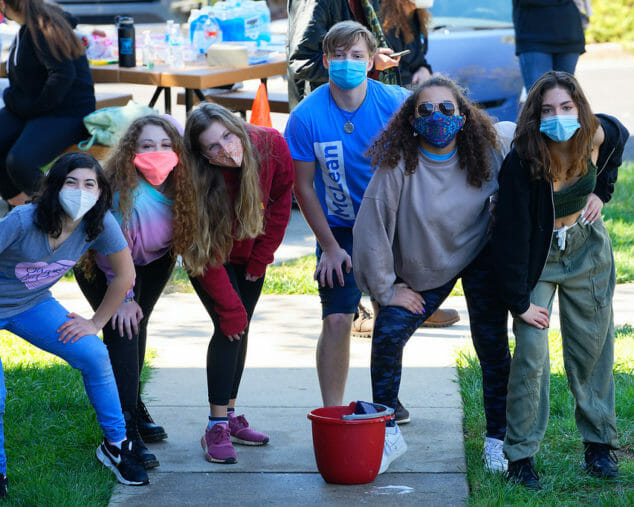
553,161,597,219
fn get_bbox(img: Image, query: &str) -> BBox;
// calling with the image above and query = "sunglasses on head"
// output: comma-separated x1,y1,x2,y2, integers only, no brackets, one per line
417,101,456,117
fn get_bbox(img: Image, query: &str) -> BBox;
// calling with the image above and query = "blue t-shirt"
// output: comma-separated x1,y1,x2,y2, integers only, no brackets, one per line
285,80,410,228
0,204,128,319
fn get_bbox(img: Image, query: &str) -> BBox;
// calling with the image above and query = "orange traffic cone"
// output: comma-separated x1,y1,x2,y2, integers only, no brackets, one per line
250,82,272,127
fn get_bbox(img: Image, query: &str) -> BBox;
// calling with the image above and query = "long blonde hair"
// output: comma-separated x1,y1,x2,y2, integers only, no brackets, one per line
183,103,264,276
103,115,196,257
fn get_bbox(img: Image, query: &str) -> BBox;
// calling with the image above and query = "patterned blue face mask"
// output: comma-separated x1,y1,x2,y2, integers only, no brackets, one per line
328,59,368,90
413,111,465,148
540,115,580,142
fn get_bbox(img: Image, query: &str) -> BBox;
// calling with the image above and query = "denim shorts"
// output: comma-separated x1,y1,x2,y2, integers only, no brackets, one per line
316,227,362,318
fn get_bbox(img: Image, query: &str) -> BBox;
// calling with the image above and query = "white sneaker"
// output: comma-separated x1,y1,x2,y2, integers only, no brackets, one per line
378,424,407,474
483,437,508,473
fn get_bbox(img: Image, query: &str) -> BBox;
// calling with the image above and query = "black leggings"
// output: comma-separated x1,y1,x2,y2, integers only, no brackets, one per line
74,252,176,419
190,263,264,406
371,242,511,439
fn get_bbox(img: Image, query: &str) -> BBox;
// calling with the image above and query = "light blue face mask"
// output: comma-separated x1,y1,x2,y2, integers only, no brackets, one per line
328,59,368,90
539,115,580,142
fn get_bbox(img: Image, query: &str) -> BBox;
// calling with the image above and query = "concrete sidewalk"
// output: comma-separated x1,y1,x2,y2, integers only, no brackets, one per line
50,272,634,506
51,281,472,506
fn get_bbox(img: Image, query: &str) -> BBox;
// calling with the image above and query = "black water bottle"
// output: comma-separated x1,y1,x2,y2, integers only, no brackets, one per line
116,16,136,68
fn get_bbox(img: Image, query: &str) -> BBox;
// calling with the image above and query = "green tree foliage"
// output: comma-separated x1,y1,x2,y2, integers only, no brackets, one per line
586,0,634,49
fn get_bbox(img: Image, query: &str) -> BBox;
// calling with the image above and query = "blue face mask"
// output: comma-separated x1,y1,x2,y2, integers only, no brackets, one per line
413,111,465,148
539,115,580,142
328,59,368,90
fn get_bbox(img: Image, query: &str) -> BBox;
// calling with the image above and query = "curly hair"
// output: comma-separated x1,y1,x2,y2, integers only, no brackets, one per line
380,0,430,43
102,115,196,258
34,152,111,241
367,75,500,187
514,71,599,182
182,103,265,276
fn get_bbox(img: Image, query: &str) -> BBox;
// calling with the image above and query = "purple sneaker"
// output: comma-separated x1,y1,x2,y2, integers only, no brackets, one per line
228,413,270,446
201,422,237,464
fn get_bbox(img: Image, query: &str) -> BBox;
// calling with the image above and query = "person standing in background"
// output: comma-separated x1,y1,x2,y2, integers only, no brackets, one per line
512,0,586,92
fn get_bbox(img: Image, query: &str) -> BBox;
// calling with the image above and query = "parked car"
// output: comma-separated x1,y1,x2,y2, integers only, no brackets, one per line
427,0,522,122
54,0,175,24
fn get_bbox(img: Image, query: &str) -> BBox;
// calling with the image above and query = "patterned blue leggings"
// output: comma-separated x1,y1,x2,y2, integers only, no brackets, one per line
371,242,510,438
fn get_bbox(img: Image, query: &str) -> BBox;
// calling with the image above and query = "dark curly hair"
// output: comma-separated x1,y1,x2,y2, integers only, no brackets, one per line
367,75,500,188
34,152,112,241
514,71,598,182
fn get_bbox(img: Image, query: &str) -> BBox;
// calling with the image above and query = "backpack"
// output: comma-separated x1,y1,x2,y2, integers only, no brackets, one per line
78,100,156,150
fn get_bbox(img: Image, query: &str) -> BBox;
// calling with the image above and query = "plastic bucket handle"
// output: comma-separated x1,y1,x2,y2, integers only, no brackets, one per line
341,403,394,420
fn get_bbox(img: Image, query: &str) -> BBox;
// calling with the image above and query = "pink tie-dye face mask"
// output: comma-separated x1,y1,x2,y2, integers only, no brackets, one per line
205,137,244,168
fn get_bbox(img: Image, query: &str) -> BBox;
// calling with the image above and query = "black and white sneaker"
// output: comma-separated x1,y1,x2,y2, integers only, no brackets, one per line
0,473,7,498
96,439,149,486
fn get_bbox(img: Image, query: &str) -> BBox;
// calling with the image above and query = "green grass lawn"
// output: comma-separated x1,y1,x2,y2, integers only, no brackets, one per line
603,163,634,283
1,331,113,505
458,324,634,504
0,332,155,505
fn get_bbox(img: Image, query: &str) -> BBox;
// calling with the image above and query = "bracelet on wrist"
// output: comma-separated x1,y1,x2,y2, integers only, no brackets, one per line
123,296,135,303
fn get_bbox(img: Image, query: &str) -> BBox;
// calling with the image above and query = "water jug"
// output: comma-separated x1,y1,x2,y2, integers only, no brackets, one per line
115,16,136,67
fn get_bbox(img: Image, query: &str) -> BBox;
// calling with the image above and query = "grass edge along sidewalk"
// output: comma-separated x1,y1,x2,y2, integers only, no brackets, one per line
458,324,634,505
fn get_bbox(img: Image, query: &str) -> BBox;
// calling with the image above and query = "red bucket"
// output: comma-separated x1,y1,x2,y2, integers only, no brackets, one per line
307,402,393,484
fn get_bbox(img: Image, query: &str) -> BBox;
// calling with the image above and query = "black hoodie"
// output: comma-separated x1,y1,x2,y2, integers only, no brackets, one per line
492,114,630,315
3,14,95,119
512,0,585,56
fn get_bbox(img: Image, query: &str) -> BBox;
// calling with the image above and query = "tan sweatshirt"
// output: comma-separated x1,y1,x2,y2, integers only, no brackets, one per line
353,122,515,305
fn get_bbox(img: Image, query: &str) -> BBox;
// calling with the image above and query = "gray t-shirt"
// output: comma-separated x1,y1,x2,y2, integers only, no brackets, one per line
0,204,128,319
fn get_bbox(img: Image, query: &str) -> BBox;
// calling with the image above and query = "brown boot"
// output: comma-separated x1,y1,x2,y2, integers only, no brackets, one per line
420,308,460,328
351,302,374,338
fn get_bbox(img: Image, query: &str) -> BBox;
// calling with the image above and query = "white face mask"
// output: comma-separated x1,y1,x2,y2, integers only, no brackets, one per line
59,188,99,221
410,0,434,7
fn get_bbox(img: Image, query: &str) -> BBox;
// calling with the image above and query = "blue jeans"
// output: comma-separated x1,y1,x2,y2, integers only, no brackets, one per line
0,358,5,474
518,51,580,91
0,298,127,448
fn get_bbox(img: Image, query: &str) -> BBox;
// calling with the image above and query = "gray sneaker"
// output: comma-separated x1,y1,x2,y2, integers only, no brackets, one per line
483,437,508,473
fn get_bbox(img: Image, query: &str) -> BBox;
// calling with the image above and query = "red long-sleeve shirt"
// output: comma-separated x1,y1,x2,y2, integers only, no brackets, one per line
196,126,294,335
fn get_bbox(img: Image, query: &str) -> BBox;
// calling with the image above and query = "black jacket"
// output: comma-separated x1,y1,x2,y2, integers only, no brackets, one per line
3,17,95,119
286,0,430,109
492,114,629,315
383,13,431,87
512,0,585,56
